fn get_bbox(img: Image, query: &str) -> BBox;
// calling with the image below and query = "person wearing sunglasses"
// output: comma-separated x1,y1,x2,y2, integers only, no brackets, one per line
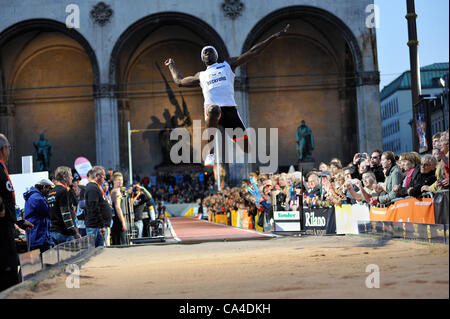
369,149,385,183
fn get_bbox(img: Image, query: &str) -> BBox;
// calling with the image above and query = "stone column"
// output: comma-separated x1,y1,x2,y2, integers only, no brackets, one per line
0,103,17,172
93,84,120,170
117,98,130,171
356,71,383,153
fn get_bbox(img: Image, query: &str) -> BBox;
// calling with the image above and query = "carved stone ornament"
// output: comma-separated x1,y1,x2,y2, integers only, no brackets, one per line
222,0,244,20
94,84,114,98
91,2,113,26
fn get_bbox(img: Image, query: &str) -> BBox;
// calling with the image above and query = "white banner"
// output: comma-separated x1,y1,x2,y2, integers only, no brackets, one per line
335,204,370,235
274,211,301,232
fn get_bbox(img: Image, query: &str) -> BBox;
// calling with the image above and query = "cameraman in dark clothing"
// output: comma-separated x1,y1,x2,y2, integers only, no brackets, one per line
131,183,153,238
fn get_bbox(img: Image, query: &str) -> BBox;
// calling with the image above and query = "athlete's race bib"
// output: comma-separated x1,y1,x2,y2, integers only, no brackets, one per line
205,70,228,90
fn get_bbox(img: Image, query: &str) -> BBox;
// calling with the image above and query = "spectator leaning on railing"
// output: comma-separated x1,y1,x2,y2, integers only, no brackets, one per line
345,171,379,204
369,151,403,206
395,152,420,198
406,155,437,197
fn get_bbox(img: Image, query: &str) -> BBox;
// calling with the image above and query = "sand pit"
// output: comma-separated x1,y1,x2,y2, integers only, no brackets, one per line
6,235,449,299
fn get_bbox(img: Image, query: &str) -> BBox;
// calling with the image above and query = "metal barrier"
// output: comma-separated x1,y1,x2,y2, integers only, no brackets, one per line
19,234,96,281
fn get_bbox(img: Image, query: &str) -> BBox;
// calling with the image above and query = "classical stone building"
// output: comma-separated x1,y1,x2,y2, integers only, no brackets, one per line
0,0,381,183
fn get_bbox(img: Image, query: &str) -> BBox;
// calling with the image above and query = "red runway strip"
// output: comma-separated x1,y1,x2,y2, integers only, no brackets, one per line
169,217,275,242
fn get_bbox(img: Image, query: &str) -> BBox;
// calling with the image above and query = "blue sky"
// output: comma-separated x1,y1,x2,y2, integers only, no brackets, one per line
375,0,449,89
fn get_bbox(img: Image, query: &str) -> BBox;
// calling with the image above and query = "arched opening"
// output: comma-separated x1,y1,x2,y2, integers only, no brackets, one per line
110,12,229,175
242,6,362,168
0,19,99,173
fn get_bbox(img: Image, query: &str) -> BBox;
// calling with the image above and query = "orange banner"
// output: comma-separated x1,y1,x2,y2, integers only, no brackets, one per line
388,198,415,223
413,198,435,224
369,206,390,221
215,213,228,225
242,210,253,229
369,198,435,224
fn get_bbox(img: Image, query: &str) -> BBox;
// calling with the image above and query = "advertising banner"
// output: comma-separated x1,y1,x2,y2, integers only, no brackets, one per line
302,207,336,235
335,204,370,234
274,210,301,232
231,210,238,227
369,206,389,221
215,213,228,225
369,198,435,224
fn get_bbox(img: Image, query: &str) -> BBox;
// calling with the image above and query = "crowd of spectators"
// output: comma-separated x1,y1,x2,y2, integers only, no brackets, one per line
134,171,215,204
202,130,449,228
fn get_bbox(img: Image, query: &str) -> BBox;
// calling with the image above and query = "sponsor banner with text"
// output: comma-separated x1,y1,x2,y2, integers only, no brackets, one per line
302,207,336,235
369,197,435,224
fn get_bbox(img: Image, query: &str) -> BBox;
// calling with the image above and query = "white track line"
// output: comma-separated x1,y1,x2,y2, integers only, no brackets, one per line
166,218,181,242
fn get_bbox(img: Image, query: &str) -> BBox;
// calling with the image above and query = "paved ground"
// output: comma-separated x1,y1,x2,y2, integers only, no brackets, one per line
5,225,448,299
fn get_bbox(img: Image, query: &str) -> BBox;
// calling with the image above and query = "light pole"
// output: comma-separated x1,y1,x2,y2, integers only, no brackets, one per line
406,0,422,152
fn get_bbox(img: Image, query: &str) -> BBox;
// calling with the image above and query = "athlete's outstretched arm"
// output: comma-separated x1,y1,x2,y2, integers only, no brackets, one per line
164,58,200,87
227,24,289,71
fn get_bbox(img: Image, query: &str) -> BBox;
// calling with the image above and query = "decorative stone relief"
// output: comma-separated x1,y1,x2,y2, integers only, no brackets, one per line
222,0,244,20
91,2,113,26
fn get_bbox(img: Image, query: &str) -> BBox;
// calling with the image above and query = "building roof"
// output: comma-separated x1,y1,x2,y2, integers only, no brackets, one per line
380,62,449,100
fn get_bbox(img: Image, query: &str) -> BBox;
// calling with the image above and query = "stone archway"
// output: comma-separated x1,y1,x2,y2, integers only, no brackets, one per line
240,6,365,168
0,19,100,173
110,12,229,176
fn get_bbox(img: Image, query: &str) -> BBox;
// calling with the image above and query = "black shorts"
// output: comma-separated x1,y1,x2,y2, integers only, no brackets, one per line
218,106,247,142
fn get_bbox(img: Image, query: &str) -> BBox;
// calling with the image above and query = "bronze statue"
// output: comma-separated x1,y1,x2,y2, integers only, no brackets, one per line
296,120,314,161
33,133,52,171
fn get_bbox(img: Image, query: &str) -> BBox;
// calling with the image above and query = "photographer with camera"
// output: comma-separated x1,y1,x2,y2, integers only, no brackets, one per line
345,171,380,204
350,153,369,179
131,182,154,238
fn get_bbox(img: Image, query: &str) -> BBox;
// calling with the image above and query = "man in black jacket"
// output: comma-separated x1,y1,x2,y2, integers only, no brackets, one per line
48,166,80,244
85,166,112,247
131,183,152,238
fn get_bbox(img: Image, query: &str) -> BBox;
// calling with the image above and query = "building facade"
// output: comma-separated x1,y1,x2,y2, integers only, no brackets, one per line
380,63,449,153
0,0,381,182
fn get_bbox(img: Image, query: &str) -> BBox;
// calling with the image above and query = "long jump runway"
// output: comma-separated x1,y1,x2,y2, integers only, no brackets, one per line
168,217,275,242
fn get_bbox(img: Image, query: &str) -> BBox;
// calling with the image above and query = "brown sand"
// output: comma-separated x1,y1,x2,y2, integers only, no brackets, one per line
6,235,449,299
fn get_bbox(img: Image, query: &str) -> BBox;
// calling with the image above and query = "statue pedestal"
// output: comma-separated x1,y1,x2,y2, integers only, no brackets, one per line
297,159,316,173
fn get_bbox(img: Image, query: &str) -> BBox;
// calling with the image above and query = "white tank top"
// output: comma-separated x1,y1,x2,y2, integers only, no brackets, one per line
199,61,237,107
